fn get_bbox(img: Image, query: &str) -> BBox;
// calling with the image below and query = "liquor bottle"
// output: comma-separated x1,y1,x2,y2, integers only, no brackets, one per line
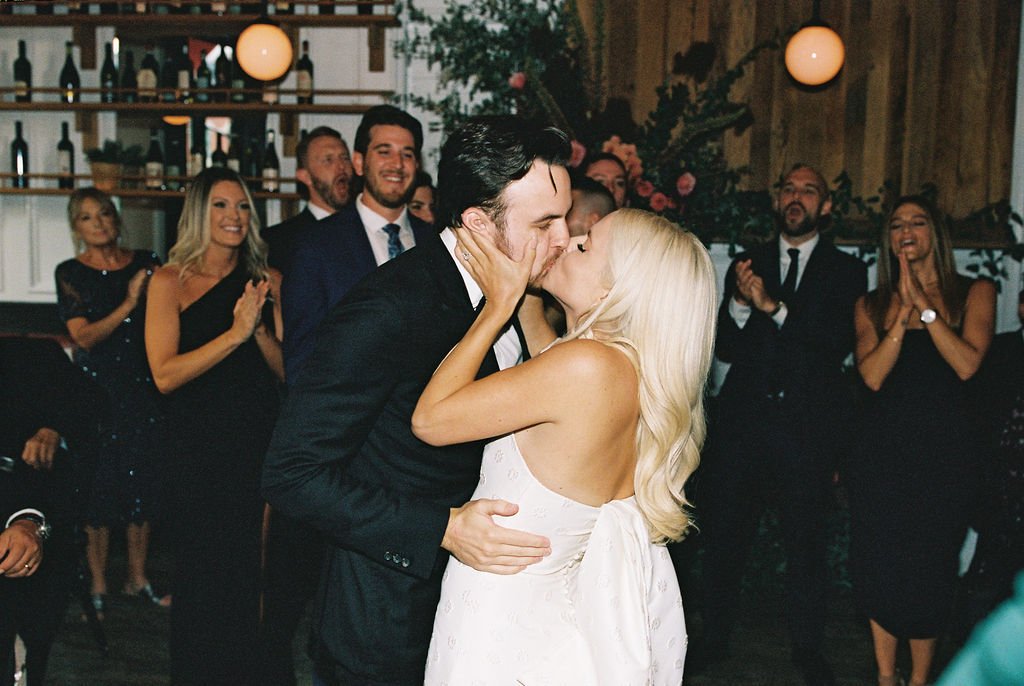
119,50,137,103
176,42,193,103
160,50,178,103
145,128,164,190
211,132,228,168
188,122,206,177
165,136,183,191
57,121,75,190
273,1,292,15
226,133,241,172
10,121,29,189
320,1,335,14
100,42,118,104
195,50,212,103
242,134,259,188
358,0,372,15
262,129,280,192
230,47,247,103
214,45,230,103
138,46,159,102
295,40,313,104
59,42,80,104
13,40,31,103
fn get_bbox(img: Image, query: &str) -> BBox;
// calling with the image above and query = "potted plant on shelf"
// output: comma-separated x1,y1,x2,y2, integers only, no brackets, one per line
85,140,144,192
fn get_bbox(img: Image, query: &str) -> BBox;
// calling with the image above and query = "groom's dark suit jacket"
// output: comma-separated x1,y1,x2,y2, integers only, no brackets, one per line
263,231,524,684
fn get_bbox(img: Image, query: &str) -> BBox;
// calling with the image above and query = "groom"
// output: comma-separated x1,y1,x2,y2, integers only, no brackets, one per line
262,116,573,685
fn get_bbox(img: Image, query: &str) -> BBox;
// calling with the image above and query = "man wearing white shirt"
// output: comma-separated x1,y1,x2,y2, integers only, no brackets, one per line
692,165,867,686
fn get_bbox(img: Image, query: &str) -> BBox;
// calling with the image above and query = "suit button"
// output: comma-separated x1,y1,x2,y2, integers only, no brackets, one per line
384,551,392,562
401,557,410,568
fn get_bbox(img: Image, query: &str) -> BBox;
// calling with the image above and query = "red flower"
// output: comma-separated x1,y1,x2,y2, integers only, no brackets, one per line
634,179,655,198
569,140,587,168
508,72,526,90
676,172,697,197
649,192,669,212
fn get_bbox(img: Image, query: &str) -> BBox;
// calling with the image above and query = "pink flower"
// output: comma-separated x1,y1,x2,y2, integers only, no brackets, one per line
569,140,587,168
508,72,526,90
634,178,655,198
601,136,644,181
676,172,697,197
649,192,669,212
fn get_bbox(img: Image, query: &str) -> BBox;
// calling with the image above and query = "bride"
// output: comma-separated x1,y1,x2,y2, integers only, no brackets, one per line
413,208,717,685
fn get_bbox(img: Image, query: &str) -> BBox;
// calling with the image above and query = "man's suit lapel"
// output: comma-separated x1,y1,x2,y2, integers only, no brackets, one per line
791,238,832,308
335,206,377,272
416,232,501,376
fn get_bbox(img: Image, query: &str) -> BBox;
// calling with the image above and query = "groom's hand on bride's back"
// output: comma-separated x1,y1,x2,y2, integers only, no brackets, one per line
442,499,551,574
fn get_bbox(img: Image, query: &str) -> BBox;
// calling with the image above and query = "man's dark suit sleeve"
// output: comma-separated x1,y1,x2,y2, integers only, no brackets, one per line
282,230,330,384
263,292,451,581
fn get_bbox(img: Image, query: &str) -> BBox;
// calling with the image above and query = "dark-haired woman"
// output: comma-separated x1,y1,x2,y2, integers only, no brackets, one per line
145,168,283,684
848,195,996,686
55,188,167,618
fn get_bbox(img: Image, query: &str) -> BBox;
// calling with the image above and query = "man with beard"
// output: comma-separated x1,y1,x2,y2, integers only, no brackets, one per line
282,106,436,384
263,116,569,685
690,164,866,685
262,108,433,685
263,126,354,273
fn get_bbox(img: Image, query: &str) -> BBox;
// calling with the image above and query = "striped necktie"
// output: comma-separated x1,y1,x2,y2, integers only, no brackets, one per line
383,223,404,260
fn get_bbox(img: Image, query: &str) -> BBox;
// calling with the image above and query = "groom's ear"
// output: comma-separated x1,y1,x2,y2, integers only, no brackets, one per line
460,207,495,236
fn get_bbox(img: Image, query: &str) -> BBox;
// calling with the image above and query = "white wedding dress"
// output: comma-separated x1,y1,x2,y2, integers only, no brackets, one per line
425,433,687,685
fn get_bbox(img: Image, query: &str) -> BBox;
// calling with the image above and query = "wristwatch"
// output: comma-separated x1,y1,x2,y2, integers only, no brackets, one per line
12,513,50,541
920,308,937,324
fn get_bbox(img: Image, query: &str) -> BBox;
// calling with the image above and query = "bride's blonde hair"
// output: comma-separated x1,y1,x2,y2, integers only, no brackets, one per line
563,209,717,543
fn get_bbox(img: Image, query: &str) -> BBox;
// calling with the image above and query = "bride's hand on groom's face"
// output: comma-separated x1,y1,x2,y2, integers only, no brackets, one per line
455,227,537,316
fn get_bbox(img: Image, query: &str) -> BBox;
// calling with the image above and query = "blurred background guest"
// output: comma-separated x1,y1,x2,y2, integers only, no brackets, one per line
145,168,283,685
960,287,1024,634
408,170,436,226
262,126,354,274
54,188,167,618
849,195,996,686
1,335,108,686
582,152,629,208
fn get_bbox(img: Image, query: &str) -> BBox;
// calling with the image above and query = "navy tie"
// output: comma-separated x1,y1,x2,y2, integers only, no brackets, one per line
383,223,404,260
781,248,800,299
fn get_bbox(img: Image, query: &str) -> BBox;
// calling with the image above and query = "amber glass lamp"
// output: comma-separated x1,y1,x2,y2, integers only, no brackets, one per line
236,18,293,81
784,0,845,86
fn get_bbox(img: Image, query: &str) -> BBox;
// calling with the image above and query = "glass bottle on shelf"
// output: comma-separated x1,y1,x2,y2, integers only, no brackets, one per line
100,42,118,104
273,2,292,15
188,121,206,177
211,132,228,168
120,50,137,103
262,129,280,192
195,51,212,103
59,42,81,104
214,45,231,103
226,133,241,173
242,133,259,188
138,45,160,102
13,40,31,103
230,47,247,103
10,121,29,189
295,40,313,104
145,128,165,190
177,42,193,104
210,1,226,14
165,136,183,191
262,78,279,105
320,1,335,14
57,121,75,190
160,49,178,103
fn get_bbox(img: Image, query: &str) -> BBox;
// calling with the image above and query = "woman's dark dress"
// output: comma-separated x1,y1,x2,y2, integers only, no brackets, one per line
849,324,980,638
55,249,165,526
166,266,279,684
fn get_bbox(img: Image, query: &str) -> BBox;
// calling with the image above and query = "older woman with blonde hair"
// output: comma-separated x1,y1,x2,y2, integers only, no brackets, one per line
55,187,167,617
849,194,996,686
145,167,283,684
415,208,716,684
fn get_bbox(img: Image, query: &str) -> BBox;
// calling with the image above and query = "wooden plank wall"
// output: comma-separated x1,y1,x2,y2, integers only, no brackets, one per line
582,0,1021,231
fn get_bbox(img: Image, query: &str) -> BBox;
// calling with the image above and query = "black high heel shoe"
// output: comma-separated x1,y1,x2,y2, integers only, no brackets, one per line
123,582,171,607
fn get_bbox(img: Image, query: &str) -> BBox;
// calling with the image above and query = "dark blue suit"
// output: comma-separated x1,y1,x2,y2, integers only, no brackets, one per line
281,205,436,384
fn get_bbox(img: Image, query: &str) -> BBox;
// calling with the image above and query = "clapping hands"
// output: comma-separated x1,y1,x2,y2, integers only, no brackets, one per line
230,279,270,343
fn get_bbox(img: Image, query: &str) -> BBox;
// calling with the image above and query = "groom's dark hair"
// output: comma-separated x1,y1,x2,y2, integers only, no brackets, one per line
436,116,572,231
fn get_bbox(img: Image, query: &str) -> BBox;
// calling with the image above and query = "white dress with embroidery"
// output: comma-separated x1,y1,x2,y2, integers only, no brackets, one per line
425,433,687,685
